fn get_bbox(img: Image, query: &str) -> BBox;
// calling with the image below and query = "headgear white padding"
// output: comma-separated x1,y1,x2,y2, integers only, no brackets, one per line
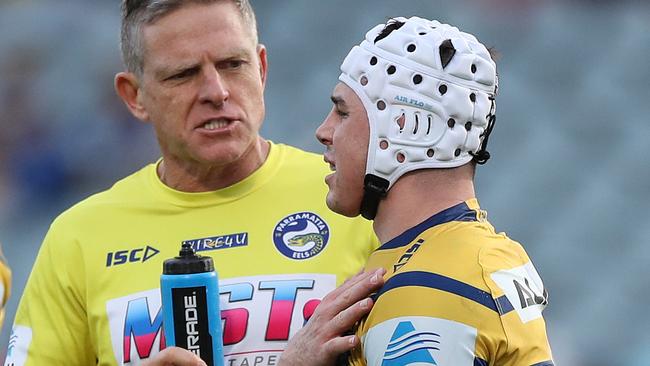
339,17,497,192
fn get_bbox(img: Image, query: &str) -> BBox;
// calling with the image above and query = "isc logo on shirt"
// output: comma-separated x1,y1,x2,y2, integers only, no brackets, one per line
106,246,160,267
106,273,336,365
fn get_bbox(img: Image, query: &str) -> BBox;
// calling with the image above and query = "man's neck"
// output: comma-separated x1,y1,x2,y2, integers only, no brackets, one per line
157,138,270,192
372,166,476,244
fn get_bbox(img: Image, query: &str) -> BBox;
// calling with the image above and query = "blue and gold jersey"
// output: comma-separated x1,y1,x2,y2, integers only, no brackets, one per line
350,199,553,366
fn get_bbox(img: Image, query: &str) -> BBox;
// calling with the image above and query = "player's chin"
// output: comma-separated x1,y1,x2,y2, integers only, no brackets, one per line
325,191,361,218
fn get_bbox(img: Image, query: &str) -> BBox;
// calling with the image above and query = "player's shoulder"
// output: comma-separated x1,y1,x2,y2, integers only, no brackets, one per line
476,232,549,320
477,231,532,273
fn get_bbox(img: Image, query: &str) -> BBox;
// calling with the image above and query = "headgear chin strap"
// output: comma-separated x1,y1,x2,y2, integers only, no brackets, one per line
338,17,498,220
360,175,389,219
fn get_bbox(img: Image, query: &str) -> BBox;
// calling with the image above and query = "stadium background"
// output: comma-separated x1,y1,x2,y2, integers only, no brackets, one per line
1,0,649,365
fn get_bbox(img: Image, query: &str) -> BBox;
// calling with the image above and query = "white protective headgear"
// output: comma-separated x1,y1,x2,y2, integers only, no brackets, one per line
339,17,498,219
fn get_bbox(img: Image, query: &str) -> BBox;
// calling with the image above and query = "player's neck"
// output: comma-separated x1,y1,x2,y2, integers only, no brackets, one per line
157,138,270,192
372,167,476,244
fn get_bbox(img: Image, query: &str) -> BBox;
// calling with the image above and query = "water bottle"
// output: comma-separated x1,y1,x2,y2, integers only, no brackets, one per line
161,243,224,366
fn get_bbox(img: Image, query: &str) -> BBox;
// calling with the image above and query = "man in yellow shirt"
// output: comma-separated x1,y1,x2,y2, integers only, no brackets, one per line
6,1,382,365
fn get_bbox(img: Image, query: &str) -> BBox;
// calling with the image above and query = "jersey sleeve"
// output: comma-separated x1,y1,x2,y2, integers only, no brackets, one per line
6,219,96,366
479,242,554,365
0,246,10,328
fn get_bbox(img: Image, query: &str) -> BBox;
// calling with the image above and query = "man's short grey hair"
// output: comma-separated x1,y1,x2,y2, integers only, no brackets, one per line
120,0,258,76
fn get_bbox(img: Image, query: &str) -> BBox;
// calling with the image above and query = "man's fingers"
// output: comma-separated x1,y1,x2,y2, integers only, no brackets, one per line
324,270,372,300
322,334,359,357
327,268,385,313
278,269,386,366
327,297,374,334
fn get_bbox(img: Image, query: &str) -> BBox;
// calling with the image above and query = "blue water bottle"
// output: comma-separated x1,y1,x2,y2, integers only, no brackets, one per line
161,243,224,366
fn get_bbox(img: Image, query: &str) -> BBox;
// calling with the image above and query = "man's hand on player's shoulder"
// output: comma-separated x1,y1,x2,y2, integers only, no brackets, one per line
278,268,386,366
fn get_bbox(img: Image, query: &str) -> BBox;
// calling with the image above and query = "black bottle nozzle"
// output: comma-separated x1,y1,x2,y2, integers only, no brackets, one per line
178,242,195,257
163,243,214,275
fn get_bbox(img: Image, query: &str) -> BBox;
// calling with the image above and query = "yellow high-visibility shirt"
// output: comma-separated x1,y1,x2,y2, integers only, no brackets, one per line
8,143,378,366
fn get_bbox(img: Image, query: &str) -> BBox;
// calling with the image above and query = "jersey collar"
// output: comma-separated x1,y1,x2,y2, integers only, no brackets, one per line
377,199,481,250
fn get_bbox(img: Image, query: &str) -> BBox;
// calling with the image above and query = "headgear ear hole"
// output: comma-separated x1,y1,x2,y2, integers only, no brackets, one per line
396,113,405,131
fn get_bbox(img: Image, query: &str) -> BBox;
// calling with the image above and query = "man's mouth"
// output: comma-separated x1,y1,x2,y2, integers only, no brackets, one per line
201,118,231,130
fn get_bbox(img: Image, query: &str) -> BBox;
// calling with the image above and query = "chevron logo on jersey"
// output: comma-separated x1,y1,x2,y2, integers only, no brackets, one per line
363,317,477,366
381,321,438,365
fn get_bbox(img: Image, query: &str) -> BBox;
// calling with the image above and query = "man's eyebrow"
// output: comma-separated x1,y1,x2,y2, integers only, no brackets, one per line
331,95,347,107
154,63,197,79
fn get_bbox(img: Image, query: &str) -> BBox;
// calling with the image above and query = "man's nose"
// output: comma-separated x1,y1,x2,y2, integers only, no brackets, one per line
199,67,229,106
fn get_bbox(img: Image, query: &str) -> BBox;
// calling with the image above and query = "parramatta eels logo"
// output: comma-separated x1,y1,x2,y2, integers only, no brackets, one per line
273,212,329,260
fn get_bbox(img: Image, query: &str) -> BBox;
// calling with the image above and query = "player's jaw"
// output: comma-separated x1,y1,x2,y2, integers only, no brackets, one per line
323,151,365,217
317,83,370,218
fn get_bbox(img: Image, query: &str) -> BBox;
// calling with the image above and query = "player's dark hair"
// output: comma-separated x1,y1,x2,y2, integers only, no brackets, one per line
374,19,405,43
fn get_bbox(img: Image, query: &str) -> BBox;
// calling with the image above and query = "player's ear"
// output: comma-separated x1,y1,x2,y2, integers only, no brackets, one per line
115,72,149,121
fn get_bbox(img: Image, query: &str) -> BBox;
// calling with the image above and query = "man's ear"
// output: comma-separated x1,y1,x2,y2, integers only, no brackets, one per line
114,72,149,121
257,44,268,89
